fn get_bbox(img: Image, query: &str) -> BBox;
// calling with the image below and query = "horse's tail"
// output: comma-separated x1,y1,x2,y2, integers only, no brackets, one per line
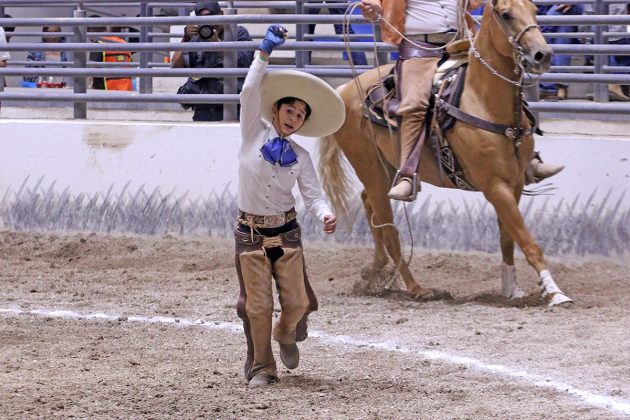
318,133,353,221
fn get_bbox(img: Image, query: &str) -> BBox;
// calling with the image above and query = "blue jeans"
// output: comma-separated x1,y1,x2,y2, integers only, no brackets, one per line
307,2,368,65
539,4,584,92
609,38,630,69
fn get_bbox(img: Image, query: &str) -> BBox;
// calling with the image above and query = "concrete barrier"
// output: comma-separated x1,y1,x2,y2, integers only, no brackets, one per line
1,118,628,256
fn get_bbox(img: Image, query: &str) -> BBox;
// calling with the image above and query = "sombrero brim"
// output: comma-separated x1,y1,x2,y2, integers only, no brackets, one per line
261,70,346,138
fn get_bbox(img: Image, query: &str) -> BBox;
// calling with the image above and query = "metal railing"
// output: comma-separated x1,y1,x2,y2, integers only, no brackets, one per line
1,0,629,119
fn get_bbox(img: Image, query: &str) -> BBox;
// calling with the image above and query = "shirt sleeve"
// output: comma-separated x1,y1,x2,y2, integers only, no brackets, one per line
239,55,268,144
297,152,333,221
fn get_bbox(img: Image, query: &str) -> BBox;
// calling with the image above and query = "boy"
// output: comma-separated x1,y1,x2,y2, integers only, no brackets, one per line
234,25,345,386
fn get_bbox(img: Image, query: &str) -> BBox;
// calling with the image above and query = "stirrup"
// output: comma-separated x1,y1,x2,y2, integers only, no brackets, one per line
389,171,419,202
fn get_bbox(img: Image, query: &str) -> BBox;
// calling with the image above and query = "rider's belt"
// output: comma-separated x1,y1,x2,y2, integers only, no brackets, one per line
398,38,444,59
238,208,297,229
408,32,456,45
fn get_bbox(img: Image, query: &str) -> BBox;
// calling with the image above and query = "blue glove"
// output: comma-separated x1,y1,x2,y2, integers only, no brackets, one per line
259,24,288,55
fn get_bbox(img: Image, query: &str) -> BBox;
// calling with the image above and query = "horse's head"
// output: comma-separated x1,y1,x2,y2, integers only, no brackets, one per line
488,0,552,74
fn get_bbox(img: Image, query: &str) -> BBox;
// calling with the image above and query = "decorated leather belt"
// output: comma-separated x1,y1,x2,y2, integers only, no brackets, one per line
399,38,445,59
408,31,457,44
238,208,297,229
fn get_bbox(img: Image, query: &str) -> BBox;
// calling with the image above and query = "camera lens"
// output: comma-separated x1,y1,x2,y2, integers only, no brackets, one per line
198,25,214,39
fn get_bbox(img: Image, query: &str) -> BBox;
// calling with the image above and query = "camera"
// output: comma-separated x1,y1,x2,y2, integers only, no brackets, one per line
198,25,216,39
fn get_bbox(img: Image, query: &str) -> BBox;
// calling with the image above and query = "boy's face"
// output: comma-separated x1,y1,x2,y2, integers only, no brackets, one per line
272,100,308,137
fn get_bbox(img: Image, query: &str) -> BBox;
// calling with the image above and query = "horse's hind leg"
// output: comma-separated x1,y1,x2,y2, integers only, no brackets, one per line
498,218,527,299
364,190,433,298
484,183,573,307
361,190,388,274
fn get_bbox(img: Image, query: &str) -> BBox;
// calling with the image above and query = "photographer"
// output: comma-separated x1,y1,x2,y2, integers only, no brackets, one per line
172,1,254,121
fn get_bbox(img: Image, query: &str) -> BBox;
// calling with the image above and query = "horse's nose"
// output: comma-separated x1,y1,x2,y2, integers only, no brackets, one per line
532,45,552,71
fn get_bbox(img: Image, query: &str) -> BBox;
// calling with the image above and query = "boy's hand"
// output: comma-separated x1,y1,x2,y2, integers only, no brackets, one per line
259,24,288,55
323,214,337,234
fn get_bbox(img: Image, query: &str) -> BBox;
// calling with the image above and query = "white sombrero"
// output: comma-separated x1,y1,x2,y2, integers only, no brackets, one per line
260,70,346,138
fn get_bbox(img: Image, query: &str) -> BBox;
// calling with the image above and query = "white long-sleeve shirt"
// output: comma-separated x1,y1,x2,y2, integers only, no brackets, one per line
0,27,9,61
238,55,333,222
0,27,9,89
405,0,459,35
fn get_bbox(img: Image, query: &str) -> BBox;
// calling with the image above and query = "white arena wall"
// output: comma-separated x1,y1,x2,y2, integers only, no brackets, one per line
0,119,628,256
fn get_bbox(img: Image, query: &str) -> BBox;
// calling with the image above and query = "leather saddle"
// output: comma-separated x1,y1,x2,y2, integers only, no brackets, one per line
363,49,477,190
361,41,541,191
364,66,400,129
364,40,471,130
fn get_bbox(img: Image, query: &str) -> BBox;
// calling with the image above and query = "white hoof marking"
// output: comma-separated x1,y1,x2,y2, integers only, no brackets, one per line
539,270,574,307
502,263,528,299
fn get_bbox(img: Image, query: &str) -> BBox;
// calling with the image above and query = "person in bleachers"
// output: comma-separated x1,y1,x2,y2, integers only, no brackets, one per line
537,3,585,100
88,16,134,91
23,26,70,84
307,0,368,65
582,3,629,100
0,25,10,110
171,0,254,121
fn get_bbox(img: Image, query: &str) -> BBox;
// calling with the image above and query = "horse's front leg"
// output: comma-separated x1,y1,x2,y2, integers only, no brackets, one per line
498,218,527,299
484,183,573,307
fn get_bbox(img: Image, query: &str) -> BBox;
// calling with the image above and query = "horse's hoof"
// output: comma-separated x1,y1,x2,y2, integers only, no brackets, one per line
506,288,527,300
547,292,574,308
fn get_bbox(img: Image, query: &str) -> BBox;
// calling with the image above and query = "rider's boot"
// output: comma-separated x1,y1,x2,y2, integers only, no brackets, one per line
526,152,564,184
388,115,425,201
388,177,415,201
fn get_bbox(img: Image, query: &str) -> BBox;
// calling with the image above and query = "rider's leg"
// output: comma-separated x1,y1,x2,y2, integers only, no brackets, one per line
526,151,565,184
388,56,440,201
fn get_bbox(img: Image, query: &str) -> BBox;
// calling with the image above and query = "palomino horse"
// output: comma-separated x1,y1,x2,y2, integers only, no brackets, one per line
319,0,573,306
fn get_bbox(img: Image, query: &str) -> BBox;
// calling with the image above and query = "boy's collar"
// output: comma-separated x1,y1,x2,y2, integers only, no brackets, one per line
269,125,292,141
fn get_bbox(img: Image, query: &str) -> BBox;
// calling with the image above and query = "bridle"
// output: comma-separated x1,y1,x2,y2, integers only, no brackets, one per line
467,0,544,148
469,2,541,88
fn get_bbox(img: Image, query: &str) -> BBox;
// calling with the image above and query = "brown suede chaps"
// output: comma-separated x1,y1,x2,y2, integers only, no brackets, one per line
234,221,318,381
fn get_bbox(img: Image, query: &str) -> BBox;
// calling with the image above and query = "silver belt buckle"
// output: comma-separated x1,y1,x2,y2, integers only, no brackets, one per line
264,213,285,228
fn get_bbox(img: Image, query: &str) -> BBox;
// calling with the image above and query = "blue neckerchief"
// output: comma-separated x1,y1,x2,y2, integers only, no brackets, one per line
260,136,298,167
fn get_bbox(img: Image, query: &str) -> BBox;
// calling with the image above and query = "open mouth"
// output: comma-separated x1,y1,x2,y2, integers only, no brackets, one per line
284,123,294,132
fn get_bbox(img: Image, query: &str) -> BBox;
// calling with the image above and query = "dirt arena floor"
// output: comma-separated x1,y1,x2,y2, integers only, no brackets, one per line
1,230,629,419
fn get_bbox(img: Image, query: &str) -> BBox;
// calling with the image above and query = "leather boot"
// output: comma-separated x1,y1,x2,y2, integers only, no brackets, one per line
527,157,564,184
279,343,299,369
387,177,414,201
609,84,629,102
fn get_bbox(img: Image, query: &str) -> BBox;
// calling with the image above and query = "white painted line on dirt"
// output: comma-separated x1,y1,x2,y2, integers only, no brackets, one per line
2,306,629,416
